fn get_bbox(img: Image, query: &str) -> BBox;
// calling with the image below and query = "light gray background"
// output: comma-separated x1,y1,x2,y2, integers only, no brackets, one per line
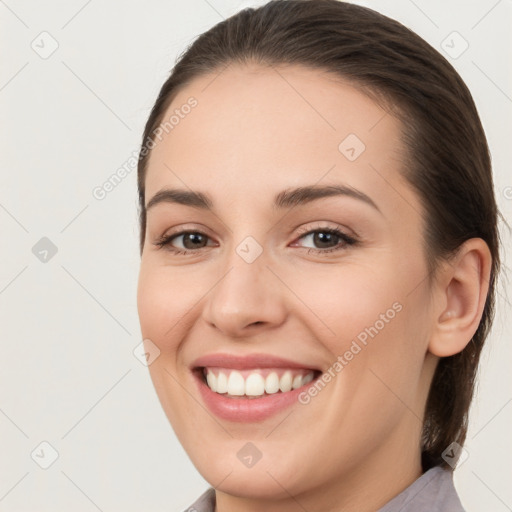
1,0,511,510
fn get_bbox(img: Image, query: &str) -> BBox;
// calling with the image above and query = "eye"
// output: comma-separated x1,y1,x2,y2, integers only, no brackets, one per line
292,226,357,254
154,230,215,255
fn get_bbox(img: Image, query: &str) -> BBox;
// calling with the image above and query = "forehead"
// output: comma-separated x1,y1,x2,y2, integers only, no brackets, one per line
144,63,418,219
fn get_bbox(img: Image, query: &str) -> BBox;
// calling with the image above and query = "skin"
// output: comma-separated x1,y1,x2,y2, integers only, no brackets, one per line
137,63,491,512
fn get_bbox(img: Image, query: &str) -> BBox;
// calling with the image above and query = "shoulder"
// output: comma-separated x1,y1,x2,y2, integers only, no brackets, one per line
378,466,466,512
182,487,216,512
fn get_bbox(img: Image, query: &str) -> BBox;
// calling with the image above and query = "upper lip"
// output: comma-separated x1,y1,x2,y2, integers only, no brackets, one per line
191,353,321,371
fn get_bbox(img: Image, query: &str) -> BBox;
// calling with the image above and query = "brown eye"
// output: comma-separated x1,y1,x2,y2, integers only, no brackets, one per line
154,230,213,253
295,227,356,253
309,231,340,249
179,232,209,250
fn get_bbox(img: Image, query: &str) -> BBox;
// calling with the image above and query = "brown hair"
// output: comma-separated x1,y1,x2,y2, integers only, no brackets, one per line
137,0,501,471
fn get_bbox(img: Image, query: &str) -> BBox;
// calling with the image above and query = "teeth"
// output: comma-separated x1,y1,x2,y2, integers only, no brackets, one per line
279,371,293,392
303,372,314,385
265,372,280,394
245,373,265,396
216,371,228,393
227,371,245,396
292,374,303,389
206,371,217,392
204,368,315,397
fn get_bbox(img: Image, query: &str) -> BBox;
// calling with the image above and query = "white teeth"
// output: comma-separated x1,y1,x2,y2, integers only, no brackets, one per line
205,368,315,397
227,371,245,396
279,371,293,392
292,374,303,390
265,372,280,394
303,372,314,385
245,373,265,396
216,371,228,393
206,371,217,392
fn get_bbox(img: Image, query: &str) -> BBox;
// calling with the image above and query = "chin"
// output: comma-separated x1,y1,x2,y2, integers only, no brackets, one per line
186,439,320,501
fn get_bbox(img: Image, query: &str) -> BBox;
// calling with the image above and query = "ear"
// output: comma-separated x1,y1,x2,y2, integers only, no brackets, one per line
428,238,492,357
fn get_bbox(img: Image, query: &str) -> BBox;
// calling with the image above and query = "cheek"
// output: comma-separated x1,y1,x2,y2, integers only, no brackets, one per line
137,262,201,350
284,262,403,346
290,259,431,391
137,265,199,431
334,275,433,420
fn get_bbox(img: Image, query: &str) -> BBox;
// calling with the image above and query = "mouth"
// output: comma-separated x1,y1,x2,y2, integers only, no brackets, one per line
190,353,322,422
196,367,320,399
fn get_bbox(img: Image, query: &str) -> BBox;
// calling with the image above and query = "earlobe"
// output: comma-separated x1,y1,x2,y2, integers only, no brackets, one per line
428,238,492,358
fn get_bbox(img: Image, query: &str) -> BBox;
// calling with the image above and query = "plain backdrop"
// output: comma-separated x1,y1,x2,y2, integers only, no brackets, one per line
1,0,511,510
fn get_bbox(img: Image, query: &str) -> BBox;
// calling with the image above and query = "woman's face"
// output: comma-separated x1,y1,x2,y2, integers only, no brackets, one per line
137,64,439,504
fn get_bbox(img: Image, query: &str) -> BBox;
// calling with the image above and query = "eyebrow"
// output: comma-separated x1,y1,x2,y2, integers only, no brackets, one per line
146,184,381,214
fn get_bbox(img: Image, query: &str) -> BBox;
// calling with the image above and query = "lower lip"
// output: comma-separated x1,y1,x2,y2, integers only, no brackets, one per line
194,370,316,423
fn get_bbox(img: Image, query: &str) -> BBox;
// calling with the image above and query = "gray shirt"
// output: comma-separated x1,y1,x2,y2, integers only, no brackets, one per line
183,466,465,511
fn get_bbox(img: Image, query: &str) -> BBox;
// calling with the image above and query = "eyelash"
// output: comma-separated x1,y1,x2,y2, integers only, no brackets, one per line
154,226,357,256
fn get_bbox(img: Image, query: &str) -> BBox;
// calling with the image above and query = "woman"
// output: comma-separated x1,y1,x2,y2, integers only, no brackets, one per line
136,1,501,510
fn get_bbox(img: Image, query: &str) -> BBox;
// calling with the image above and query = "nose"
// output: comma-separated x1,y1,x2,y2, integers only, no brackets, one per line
202,245,288,338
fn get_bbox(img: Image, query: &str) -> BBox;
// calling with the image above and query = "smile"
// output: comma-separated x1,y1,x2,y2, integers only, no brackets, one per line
191,353,322,422
203,367,315,398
